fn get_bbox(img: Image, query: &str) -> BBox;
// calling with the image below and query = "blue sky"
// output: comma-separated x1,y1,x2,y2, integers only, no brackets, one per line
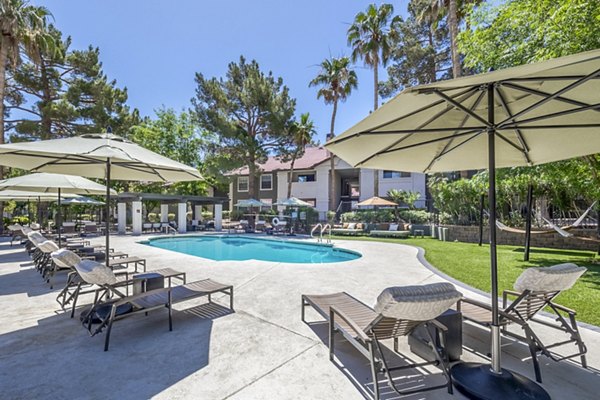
37,0,408,143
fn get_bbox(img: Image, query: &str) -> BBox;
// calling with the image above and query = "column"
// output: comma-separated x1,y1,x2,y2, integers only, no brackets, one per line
194,205,203,221
160,204,169,223
214,203,223,231
177,202,187,233
117,202,126,234
132,201,142,235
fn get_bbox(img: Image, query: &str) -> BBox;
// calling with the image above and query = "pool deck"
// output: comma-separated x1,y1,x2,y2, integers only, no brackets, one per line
0,232,599,399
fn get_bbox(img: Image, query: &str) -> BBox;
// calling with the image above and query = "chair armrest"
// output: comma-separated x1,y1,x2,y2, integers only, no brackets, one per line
330,305,371,342
502,289,521,308
114,287,171,307
549,301,576,316
459,297,492,311
429,318,448,332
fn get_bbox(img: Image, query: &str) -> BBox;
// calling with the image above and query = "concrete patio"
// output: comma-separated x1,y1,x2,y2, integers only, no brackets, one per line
0,233,598,399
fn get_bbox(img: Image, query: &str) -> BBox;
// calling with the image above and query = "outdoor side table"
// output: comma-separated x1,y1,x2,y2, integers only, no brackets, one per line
408,309,462,363
132,272,164,295
108,256,146,273
146,268,186,287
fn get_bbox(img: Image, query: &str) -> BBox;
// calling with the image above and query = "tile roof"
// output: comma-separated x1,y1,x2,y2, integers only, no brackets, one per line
228,146,330,175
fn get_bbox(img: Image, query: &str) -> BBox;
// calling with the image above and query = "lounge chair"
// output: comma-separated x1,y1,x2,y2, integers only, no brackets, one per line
83,223,99,236
331,222,365,236
75,260,234,351
369,223,411,238
458,263,587,383
302,282,462,399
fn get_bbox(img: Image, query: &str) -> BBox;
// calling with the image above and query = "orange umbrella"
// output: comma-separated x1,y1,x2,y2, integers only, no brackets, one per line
356,196,397,207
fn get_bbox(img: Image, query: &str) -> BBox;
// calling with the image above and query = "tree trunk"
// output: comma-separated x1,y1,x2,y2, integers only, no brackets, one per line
248,161,258,200
287,153,297,199
328,98,338,211
40,58,52,139
0,36,8,234
448,0,462,78
373,62,380,198
428,25,436,82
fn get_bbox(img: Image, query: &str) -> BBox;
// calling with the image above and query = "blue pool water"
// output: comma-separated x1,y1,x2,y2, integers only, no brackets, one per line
143,236,361,264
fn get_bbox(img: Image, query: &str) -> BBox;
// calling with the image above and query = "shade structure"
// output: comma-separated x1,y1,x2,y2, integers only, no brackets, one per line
326,50,600,400
275,197,314,207
0,133,203,267
356,196,397,207
234,198,270,208
61,196,104,206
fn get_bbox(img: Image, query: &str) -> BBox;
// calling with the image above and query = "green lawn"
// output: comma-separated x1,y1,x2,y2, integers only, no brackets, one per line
332,235,600,326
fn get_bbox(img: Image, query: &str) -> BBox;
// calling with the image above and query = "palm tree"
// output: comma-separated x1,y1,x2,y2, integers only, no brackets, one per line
286,113,316,198
419,0,481,78
0,0,55,232
309,56,357,211
347,3,398,198
347,3,398,111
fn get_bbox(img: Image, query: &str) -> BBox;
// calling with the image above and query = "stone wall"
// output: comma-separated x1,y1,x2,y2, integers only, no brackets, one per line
440,225,599,252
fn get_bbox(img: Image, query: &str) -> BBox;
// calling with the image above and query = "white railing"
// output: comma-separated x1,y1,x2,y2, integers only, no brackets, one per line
311,223,331,243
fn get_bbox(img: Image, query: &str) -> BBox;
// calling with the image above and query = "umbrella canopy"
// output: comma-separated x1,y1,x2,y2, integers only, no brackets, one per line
275,197,314,207
327,49,600,173
61,196,105,205
0,132,203,267
0,133,202,181
0,173,115,195
0,190,80,202
234,198,270,208
326,50,600,399
356,196,397,207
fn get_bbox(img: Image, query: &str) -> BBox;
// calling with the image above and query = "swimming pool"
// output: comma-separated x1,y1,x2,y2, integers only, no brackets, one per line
142,235,361,264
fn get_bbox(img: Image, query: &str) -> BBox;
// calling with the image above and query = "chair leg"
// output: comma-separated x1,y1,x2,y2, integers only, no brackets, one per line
368,341,380,400
524,326,543,383
168,291,173,331
424,323,453,394
328,308,335,361
104,305,117,351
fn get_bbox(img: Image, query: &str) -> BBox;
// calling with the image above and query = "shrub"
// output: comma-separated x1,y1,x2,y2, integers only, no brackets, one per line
168,213,175,221
147,213,158,223
202,211,214,219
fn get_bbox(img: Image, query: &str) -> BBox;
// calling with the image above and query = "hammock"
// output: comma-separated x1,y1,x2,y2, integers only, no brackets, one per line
493,201,597,236
543,216,600,243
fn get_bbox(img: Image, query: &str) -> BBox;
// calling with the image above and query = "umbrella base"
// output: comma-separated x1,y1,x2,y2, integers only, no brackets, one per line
451,362,550,400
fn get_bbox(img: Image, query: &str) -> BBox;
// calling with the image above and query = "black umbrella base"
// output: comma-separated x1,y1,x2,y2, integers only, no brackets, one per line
451,363,550,400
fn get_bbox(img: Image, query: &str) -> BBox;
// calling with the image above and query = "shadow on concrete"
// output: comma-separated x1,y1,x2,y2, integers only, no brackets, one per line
305,321,452,400
0,301,232,399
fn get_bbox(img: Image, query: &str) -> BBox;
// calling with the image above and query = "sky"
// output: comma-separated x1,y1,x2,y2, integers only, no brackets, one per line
36,0,408,144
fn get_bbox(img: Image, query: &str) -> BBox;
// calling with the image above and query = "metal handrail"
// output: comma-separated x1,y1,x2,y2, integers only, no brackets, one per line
311,223,323,242
322,224,331,243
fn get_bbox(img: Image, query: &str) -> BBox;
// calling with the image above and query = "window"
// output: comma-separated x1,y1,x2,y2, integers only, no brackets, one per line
237,176,249,192
296,173,316,182
382,170,411,179
260,174,273,190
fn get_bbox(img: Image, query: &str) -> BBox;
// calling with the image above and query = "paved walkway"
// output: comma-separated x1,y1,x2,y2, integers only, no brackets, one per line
0,233,598,399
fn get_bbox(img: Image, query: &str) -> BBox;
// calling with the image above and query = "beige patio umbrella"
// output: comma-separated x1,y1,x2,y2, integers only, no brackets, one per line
0,132,203,266
326,49,600,399
0,173,115,245
0,189,81,226
356,196,397,207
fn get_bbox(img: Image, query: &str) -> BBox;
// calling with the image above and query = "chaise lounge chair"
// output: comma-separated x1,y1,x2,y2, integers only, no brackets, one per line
458,263,587,383
74,259,234,351
302,282,462,399
369,223,411,238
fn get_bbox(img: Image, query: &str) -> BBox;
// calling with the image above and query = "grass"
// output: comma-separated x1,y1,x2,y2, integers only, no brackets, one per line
332,235,600,326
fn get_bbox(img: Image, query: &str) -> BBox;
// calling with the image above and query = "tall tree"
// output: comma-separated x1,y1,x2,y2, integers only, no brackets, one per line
380,0,451,98
192,56,296,199
348,3,398,199
0,0,55,232
309,56,357,210
6,26,140,141
282,113,316,198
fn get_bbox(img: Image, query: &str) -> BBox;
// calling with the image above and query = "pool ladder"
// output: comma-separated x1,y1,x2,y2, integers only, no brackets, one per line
311,223,331,244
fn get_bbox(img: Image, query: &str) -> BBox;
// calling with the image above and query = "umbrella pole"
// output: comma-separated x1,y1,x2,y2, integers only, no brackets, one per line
478,194,484,246
105,159,111,268
524,184,533,261
451,85,549,400
57,188,62,247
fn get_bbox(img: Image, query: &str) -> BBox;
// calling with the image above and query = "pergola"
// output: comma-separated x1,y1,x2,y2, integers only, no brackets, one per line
116,192,228,234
